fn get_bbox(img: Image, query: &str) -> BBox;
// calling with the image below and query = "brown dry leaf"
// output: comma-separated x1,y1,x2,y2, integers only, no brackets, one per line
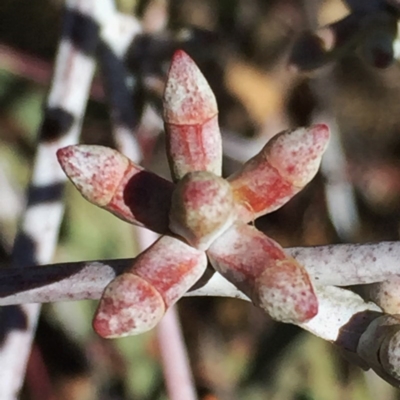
225,59,285,126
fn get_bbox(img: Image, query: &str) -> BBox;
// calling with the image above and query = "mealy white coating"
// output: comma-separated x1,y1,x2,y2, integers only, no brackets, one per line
267,125,330,187
60,145,130,206
134,235,208,306
302,285,381,341
163,51,217,125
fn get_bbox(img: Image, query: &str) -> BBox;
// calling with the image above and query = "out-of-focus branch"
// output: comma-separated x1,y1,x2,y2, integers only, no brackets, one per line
0,1,113,398
291,0,398,71
0,43,105,102
157,307,198,400
0,44,52,88
317,115,360,240
99,11,143,162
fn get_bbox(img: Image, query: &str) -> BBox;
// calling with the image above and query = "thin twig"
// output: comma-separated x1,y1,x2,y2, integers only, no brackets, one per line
99,10,143,162
0,43,105,102
157,307,198,400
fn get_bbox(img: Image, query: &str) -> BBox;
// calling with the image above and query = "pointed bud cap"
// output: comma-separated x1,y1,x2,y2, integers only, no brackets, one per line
93,273,165,338
267,124,330,188
228,124,329,222
57,145,129,206
163,50,217,125
208,222,318,324
255,258,318,323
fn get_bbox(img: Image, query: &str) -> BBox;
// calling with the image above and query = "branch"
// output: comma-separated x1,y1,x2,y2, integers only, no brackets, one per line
0,252,385,375
2,241,400,306
0,253,381,340
4,241,400,384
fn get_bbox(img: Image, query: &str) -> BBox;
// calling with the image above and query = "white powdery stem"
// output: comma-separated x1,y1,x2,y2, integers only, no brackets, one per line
190,273,382,343
0,263,381,345
0,262,121,305
0,255,391,377
318,117,400,315
287,242,400,286
300,285,381,341
2,242,400,306
0,0,110,398
318,117,400,316
186,270,250,301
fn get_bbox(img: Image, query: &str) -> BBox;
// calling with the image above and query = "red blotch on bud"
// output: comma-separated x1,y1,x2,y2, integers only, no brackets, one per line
57,145,173,233
208,222,318,323
163,50,222,180
229,124,330,222
94,235,208,337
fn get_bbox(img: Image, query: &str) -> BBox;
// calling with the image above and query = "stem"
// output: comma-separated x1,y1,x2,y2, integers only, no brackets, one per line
0,255,382,342
3,244,399,383
1,241,400,307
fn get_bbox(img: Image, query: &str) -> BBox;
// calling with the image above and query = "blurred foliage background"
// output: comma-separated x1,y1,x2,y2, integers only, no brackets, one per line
1,0,400,399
